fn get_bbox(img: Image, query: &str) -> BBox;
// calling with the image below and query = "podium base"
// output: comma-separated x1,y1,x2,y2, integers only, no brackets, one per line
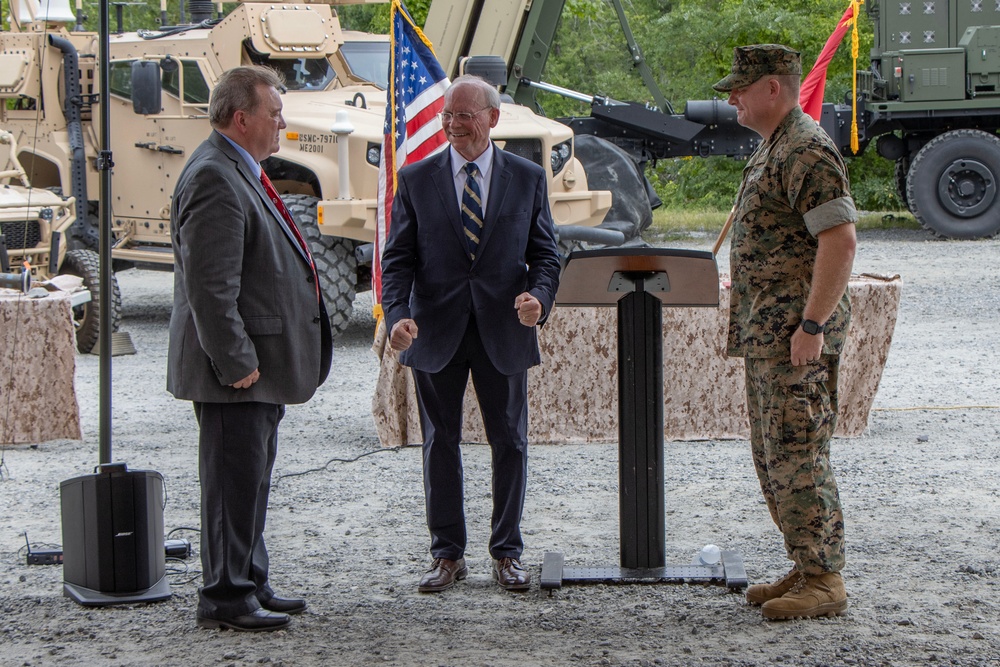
540,550,748,591
63,575,172,607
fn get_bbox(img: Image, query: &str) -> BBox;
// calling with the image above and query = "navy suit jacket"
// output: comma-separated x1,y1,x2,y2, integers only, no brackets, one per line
381,145,561,376
167,131,333,405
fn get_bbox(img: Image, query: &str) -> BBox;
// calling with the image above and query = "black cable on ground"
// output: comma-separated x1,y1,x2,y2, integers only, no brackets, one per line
274,444,420,484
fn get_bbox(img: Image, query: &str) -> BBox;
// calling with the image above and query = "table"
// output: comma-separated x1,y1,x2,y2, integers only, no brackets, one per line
1,290,81,444
371,273,902,446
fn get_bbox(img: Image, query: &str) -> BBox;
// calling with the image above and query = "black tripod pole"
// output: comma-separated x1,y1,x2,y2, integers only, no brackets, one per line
98,0,114,465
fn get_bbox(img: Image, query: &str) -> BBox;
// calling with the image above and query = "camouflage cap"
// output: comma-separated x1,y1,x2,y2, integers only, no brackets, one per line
712,44,801,92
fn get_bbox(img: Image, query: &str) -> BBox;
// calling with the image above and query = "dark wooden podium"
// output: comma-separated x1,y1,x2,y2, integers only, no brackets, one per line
540,248,747,590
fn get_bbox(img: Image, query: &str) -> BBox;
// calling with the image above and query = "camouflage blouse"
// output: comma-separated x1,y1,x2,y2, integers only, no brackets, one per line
727,106,858,359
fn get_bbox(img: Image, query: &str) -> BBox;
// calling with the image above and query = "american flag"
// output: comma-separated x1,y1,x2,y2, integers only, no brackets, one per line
372,0,450,320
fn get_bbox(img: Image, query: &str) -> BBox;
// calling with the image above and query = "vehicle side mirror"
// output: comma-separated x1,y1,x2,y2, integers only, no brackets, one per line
131,60,162,115
460,55,507,88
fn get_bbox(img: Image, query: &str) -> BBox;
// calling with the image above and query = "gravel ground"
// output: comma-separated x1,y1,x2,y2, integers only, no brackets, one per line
2,227,1000,667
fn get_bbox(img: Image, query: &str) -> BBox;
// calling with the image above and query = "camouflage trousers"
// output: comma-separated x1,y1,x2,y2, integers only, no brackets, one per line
744,355,845,575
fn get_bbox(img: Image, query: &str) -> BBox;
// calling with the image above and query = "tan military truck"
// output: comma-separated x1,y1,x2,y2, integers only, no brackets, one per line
1,0,613,335
0,130,121,352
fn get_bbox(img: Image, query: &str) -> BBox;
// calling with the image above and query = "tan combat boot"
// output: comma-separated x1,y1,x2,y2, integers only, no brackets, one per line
745,568,801,605
760,571,848,619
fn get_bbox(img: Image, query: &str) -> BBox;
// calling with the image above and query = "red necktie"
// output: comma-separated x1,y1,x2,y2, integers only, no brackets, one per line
259,170,320,303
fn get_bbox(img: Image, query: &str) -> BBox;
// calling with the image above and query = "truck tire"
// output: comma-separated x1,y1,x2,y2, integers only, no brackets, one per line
573,135,654,243
283,194,357,338
906,129,1000,239
60,248,122,353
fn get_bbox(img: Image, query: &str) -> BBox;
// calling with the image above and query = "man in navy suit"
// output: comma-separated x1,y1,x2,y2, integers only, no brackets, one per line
168,66,332,631
381,75,561,592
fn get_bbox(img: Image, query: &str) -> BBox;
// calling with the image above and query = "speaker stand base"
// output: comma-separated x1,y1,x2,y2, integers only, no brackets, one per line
63,575,172,607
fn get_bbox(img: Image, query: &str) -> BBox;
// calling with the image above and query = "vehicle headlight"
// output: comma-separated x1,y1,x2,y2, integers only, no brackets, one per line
366,143,381,166
550,140,572,174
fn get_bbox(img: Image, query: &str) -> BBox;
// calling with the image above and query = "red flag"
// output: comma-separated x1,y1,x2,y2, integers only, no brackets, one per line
373,0,450,321
800,5,855,121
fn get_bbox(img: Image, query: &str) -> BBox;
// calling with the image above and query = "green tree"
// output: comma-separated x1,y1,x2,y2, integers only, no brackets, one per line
338,0,431,33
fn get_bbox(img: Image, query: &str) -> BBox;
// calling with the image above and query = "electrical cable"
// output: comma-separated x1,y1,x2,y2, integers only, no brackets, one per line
165,557,201,586
274,443,419,483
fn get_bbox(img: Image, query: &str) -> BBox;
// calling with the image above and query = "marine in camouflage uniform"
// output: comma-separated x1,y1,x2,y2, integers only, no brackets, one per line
713,44,858,619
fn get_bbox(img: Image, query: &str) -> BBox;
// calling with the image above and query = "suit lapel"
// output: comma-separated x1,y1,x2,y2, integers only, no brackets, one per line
476,145,510,259
212,132,311,265
248,167,312,264
429,150,470,256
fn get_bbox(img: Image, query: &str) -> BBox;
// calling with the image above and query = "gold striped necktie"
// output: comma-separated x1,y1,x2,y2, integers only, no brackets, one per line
461,162,483,259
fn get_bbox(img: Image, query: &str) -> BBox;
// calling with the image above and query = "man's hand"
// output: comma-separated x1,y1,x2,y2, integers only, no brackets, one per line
390,318,419,351
515,292,543,327
230,368,260,389
790,327,824,366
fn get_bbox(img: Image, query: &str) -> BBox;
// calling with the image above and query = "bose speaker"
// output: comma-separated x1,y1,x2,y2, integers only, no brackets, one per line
60,462,172,605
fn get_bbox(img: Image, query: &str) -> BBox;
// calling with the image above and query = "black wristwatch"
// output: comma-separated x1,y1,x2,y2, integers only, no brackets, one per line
801,319,826,335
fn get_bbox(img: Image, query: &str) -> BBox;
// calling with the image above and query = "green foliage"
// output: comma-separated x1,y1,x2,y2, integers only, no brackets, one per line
650,148,904,213
336,3,390,33
651,157,744,211
339,0,430,34
846,148,902,211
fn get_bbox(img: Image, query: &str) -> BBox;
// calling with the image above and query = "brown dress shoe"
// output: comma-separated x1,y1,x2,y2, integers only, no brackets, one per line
492,557,530,591
418,557,468,592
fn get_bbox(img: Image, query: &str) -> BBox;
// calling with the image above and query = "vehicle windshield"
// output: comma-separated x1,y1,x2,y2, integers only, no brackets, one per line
268,58,336,91
245,42,336,91
340,41,390,90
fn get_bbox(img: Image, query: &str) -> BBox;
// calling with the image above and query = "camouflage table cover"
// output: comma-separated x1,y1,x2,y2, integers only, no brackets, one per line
0,290,81,444
371,273,902,446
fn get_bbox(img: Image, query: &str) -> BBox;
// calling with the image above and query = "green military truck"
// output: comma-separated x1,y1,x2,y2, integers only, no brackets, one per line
818,0,1000,239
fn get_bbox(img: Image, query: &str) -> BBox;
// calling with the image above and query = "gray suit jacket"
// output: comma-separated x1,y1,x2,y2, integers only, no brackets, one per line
167,131,332,405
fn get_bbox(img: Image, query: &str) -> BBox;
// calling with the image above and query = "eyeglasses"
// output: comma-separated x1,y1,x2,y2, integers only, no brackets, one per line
439,108,491,123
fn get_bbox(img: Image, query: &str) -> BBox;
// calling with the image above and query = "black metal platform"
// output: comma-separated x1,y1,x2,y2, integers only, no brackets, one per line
540,550,748,590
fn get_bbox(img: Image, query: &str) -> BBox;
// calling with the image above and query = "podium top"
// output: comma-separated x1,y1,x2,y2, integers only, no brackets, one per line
557,248,719,307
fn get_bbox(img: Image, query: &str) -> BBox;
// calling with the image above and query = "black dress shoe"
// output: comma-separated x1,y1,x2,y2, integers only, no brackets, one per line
196,608,291,632
418,557,468,592
260,595,307,615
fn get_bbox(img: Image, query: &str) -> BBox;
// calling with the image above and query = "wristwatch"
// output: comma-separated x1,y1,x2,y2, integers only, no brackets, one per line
801,319,826,335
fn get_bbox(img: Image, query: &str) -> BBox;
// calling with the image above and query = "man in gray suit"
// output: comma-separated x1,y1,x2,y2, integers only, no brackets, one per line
381,75,561,593
167,66,332,631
